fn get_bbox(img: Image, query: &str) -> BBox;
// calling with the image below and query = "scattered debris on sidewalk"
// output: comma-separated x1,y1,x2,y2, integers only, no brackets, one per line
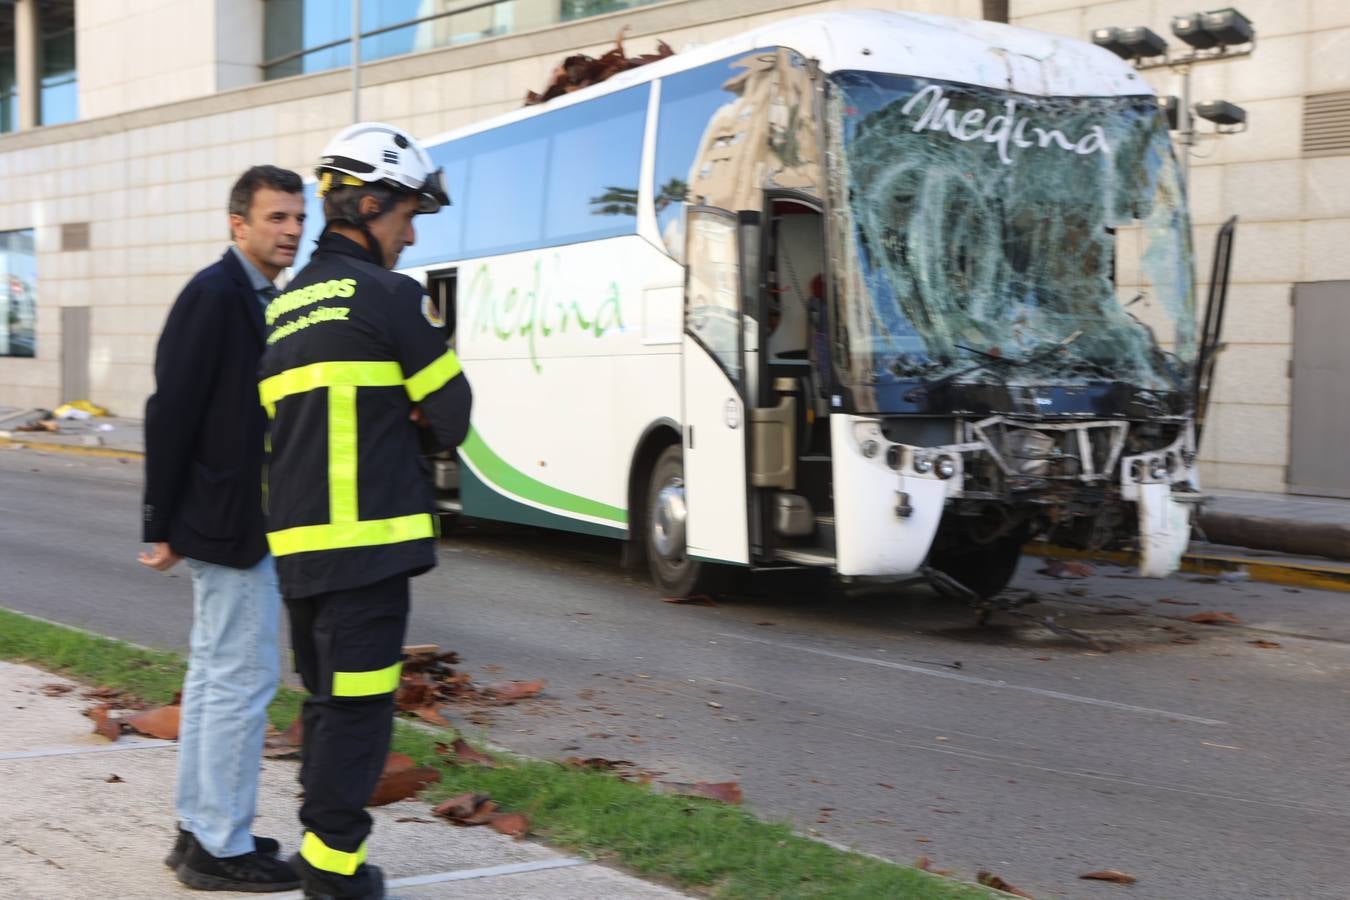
977,869,1034,897
395,644,547,725
1080,868,1138,884
368,752,442,806
81,685,180,742
525,28,673,106
432,791,530,838
658,780,743,805
1186,611,1242,626
436,737,497,768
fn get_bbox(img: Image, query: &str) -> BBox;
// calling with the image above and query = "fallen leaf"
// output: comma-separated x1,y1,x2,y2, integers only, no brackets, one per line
877,782,895,789
1081,869,1138,884
1171,635,1200,644
977,870,1034,898
435,737,497,767
1034,656,1052,661
489,811,529,838
914,855,931,870
40,683,74,696
367,765,441,807
83,686,124,700
124,705,181,740
410,706,449,727
1038,559,1095,579
1156,598,1199,606
481,680,545,702
432,792,489,820
87,704,121,742
105,774,124,783
1248,639,1281,648
563,756,636,771
382,752,414,775
662,593,717,606
263,717,303,758
659,780,743,804
1186,611,1241,625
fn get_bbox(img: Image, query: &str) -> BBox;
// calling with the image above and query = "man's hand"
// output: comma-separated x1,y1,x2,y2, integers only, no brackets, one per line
138,542,183,572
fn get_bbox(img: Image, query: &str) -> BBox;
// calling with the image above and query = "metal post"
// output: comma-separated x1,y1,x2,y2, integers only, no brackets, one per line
1177,62,1194,185
351,0,362,122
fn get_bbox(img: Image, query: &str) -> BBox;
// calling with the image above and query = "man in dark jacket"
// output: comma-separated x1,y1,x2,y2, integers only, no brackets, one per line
140,165,305,892
259,123,470,900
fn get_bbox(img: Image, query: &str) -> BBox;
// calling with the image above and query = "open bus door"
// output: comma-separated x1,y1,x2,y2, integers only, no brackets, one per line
680,207,753,570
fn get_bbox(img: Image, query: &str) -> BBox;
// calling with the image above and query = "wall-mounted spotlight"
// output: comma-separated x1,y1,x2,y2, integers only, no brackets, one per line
1194,99,1247,129
1092,25,1168,60
1200,8,1254,46
1091,26,1131,59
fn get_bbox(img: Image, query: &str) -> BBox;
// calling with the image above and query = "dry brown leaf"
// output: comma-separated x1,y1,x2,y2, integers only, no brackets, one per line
1172,635,1200,644
1186,611,1241,625
395,673,437,710
660,780,743,804
382,752,415,775
662,593,717,606
1248,639,1281,648
83,686,124,701
87,704,122,742
432,792,489,820
977,870,1035,898
410,706,449,727
40,683,74,696
435,738,497,767
105,774,124,783
1038,559,1095,579
563,756,636,771
1157,598,1199,606
263,717,303,758
460,799,500,825
124,705,180,740
915,855,932,870
1080,869,1138,884
481,680,545,702
367,765,441,807
489,811,529,838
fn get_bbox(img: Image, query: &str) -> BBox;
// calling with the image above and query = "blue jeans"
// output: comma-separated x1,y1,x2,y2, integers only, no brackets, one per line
178,555,281,858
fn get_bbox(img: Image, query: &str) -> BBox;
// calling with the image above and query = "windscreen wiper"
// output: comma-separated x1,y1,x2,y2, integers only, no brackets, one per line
902,330,1083,401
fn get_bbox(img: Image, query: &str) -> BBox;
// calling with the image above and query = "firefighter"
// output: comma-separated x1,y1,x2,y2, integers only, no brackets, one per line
258,122,471,899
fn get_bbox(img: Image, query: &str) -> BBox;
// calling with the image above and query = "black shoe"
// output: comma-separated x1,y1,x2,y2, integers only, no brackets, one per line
175,841,301,892
292,853,385,899
165,828,282,869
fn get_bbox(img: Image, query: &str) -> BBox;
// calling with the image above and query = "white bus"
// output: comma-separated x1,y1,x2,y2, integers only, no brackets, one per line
295,10,1225,599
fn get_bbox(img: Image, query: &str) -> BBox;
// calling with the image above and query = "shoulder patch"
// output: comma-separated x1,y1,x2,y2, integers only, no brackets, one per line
421,294,445,328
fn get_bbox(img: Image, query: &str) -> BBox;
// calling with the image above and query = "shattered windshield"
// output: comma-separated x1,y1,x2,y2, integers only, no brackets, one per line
827,71,1195,396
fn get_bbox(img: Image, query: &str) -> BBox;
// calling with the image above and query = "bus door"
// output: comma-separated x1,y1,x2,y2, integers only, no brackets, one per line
681,207,754,566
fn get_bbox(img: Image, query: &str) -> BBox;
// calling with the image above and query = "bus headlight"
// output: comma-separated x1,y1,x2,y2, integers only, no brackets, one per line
935,455,957,479
913,454,933,475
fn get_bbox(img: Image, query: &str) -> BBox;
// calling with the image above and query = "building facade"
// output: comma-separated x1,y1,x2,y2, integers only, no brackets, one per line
0,0,1345,497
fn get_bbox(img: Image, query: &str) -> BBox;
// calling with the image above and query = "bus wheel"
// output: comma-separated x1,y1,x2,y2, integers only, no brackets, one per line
928,534,1024,600
645,445,710,597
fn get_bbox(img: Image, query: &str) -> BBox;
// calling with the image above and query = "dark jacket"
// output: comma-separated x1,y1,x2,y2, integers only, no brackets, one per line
259,231,472,599
142,249,269,568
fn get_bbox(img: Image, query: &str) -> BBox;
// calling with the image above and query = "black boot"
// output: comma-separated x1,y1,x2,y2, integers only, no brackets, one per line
175,841,301,892
292,853,385,899
165,827,282,869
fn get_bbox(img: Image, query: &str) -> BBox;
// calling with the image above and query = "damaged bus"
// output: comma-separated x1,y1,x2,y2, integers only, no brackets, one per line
296,10,1230,599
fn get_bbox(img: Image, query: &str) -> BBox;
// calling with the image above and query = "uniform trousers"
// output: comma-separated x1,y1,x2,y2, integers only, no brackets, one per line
286,573,410,895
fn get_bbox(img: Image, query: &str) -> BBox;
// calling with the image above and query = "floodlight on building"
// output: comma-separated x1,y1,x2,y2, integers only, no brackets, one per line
1200,7,1254,46
1194,99,1247,128
1090,26,1132,59
1118,26,1168,60
1171,13,1218,49
1156,95,1181,130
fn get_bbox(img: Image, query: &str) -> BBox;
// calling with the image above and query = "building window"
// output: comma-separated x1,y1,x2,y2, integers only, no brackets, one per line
0,230,37,359
1,6,16,134
40,1,77,127
263,0,664,80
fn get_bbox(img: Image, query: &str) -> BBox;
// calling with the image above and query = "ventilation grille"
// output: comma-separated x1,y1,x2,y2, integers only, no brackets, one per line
1303,91,1350,158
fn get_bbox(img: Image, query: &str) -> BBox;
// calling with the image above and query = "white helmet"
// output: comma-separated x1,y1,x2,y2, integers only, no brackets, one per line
315,122,449,213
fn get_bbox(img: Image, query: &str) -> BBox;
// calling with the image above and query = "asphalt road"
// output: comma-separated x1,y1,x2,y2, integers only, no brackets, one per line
2,447,1348,899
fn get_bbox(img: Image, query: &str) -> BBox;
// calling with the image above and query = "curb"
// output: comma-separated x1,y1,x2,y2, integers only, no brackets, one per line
1025,542,1350,594
0,436,142,460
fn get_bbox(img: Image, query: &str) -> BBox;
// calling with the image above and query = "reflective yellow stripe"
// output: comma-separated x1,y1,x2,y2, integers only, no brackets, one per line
266,513,434,557
259,360,404,414
333,661,403,697
329,385,358,523
405,350,462,403
300,831,366,876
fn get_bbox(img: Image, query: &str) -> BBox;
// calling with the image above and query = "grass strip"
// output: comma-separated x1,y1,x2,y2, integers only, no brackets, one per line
0,607,987,899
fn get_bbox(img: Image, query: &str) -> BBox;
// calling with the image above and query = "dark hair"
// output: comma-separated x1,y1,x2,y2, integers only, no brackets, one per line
322,182,400,227
228,165,303,219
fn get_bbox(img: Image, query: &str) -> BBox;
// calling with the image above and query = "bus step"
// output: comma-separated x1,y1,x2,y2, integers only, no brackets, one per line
773,547,836,567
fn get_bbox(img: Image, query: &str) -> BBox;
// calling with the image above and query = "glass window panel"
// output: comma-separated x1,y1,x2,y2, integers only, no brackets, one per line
0,229,38,358
543,85,646,245
685,211,740,381
460,126,548,258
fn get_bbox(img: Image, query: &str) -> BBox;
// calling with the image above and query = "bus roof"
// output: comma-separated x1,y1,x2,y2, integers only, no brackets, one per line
419,9,1150,150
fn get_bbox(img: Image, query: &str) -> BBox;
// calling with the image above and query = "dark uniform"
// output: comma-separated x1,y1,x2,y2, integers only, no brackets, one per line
258,229,471,895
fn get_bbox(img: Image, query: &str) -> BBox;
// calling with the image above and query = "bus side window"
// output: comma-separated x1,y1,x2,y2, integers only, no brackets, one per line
426,269,458,342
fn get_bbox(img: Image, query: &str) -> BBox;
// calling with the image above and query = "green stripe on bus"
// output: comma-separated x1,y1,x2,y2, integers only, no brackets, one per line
459,428,627,525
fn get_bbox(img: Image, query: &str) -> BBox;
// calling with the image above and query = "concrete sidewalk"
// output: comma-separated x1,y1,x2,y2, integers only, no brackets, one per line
3,406,1349,566
0,660,691,900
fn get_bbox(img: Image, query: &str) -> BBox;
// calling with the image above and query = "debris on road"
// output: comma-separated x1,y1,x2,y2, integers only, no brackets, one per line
1038,559,1095,579
977,869,1034,897
1080,868,1138,884
1186,611,1242,626
1248,639,1282,648
658,780,744,804
395,644,548,724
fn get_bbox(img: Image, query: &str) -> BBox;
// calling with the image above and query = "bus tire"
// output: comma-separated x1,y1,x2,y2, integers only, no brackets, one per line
644,445,715,597
928,534,1024,600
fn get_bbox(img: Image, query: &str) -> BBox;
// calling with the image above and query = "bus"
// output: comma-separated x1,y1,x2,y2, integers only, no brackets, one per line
294,10,1228,599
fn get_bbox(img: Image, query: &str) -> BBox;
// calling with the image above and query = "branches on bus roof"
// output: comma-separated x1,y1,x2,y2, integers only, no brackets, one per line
525,27,674,106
